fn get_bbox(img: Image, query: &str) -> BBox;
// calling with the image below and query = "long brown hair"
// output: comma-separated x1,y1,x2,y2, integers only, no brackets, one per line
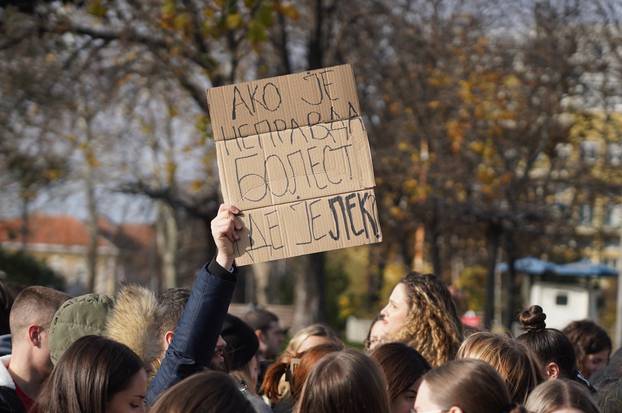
262,324,342,402
295,349,390,413
33,335,145,413
457,332,543,403
563,319,612,377
525,379,600,413
422,359,526,413
371,342,431,403
262,343,343,403
389,272,463,366
150,371,255,413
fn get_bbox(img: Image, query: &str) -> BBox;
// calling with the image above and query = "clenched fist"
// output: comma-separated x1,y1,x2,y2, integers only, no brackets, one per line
211,204,243,269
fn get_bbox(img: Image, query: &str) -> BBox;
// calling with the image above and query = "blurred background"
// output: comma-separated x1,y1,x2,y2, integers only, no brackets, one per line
1,0,621,344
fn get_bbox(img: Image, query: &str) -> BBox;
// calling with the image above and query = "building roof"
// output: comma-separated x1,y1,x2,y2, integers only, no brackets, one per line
0,215,155,251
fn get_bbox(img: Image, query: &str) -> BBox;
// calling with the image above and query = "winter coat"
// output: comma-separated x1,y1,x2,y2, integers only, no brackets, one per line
146,259,237,405
0,356,25,413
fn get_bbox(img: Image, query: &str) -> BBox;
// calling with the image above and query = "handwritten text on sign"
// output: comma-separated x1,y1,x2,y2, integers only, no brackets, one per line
207,65,382,265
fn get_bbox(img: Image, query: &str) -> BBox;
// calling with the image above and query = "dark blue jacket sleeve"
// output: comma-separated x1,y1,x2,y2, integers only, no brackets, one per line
146,258,237,405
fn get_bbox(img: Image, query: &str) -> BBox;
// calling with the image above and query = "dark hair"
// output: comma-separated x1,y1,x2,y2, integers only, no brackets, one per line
243,308,279,332
33,335,145,413
371,342,431,402
516,306,576,379
262,342,342,403
0,281,19,335
525,379,600,413
422,359,526,413
597,377,622,413
155,288,190,337
363,314,383,352
563,320,612,376
150,371,255,413
295,349,391,413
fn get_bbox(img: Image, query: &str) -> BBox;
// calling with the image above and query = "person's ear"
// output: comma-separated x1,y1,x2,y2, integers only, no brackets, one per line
545,362,560,379
27,325,43,348
255,329,265,343
448,407,464,413
164,330,175,346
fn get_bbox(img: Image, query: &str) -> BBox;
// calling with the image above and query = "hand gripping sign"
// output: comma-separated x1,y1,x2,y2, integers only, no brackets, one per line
207,64,382,265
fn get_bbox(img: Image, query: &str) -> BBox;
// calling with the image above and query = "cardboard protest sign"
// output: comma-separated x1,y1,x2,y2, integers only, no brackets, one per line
207,64,382,265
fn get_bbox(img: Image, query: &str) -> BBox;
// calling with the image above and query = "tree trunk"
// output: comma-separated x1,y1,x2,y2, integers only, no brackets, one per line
291,252,326,332
85,160,98,293
253,262,271,306
484,223,502,329
156,202,179,290
503,231,518,331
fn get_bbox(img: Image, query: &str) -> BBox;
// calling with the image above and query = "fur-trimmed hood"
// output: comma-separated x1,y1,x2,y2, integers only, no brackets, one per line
105,285,161,375
0,355,14,389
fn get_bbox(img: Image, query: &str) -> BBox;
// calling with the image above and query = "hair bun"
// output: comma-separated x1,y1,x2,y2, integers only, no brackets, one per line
519,305,546,332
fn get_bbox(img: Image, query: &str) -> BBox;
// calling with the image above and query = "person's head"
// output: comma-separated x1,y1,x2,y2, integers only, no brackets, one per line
149,371,255,413
262,342,343,404
364,314,386,352
155,288,190,356
380,272,463,366
221,314,260,391
563,320,612,379
371,342,431,413
415,359,525,413
243,308,285,359
154,288,226,371
284,323,342,356
9,286,69,375
33,335,147,413
295,349,391,413
516,306,577,380
0,281,19,335
525,379,600,413
597,377,622,413
456,332,543,403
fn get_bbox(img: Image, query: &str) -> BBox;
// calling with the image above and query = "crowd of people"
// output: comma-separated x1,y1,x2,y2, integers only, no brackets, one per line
0,203,619,413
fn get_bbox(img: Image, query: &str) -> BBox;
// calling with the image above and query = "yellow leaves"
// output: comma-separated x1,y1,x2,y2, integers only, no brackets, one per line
165,160,177,181
404,178,418,192
190,180,203,193
427,100,440,110
226,13,242,29
277,2,300,20
389,206,407,220
43,168,63,182
87,0,107,18
389,101,401,115
174,13,192,33
447,120,465,153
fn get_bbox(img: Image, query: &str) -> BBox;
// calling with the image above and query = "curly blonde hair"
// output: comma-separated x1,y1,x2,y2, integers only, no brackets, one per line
388,272,463,367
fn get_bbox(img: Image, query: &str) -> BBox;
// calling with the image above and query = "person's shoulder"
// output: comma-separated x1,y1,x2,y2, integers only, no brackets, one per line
0,386,25,413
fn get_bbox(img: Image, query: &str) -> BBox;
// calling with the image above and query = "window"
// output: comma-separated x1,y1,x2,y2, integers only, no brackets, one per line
556,293,568,306
608,143,622,166
579,204,593,226
604,204,622,227
580,141,599,164
556,143,572,160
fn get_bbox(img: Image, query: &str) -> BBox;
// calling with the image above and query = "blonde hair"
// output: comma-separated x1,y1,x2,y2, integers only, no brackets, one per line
389,272,462,366
261,324,342,402
525,379,599,413
284,324,341,356
457,332,543,403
